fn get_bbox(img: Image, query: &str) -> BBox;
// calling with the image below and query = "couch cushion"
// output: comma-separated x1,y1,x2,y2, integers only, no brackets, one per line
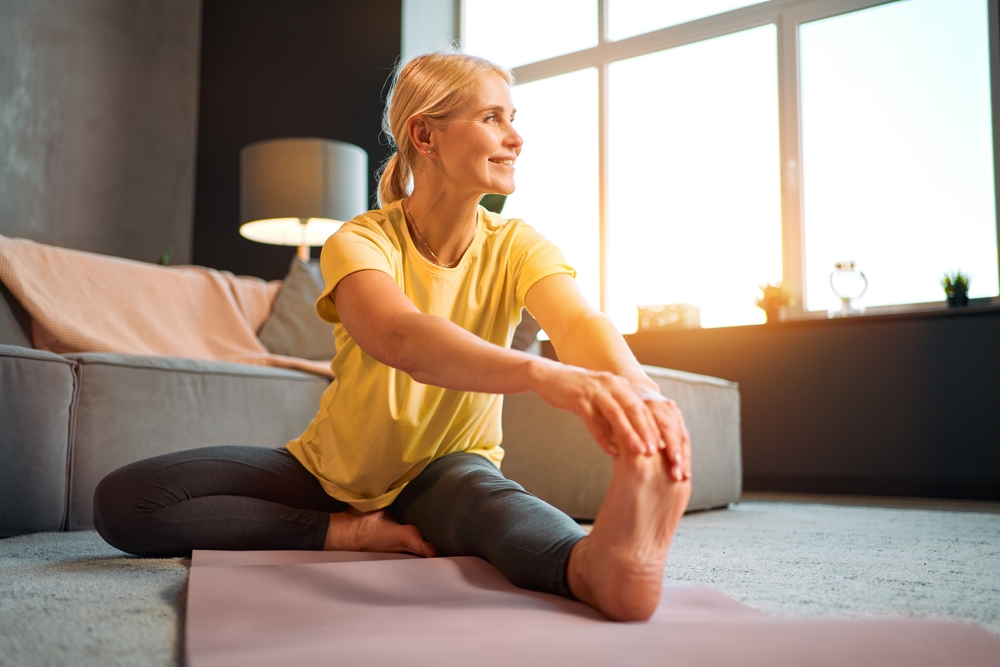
65,353,330,530
0,345,75,536
258,258,337,361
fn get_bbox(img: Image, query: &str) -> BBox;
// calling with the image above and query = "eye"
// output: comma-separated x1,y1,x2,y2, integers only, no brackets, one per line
484,114,498,123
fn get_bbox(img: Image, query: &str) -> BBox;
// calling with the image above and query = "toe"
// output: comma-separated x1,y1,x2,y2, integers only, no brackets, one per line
402,526,438,557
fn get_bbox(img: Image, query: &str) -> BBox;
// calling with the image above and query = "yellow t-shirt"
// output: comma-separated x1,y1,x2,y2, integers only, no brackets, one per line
285,200,575,511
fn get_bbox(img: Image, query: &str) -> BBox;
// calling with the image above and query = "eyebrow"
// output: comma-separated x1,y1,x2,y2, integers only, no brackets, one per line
479,104,516,115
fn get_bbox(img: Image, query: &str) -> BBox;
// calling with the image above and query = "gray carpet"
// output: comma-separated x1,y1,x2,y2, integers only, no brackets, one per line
0,531,188,667
1,500,998,667
664,501,1000,635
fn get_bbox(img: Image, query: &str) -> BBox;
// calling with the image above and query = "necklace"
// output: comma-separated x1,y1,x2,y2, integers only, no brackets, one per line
403,198,468,269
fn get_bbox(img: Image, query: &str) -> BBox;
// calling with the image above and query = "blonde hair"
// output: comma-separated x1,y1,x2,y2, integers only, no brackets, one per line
377,51,513,207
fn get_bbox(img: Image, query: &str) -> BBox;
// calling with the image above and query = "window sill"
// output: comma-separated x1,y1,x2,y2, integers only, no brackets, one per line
772,298,1000,326
627,298,1000,336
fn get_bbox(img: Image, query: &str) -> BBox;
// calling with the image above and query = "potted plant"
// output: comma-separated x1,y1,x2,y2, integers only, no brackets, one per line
941,270,971,307
755,281,794,324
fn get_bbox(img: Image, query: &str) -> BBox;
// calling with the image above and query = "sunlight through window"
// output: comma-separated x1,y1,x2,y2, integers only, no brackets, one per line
607,25,782,330
463,0,598,69
800,0,998,312
504,69,601,311
608,0,769,41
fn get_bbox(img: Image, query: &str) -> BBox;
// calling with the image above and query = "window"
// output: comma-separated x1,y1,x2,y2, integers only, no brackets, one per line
504,69,601,308
608,0,769,41
799,0,998,312
463,0,999,329
463,0,597,68
607,25,781,329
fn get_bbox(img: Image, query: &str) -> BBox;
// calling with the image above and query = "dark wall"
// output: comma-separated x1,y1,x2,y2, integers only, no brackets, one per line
194,0,402,280
0,0,201,264
626,308,1000,500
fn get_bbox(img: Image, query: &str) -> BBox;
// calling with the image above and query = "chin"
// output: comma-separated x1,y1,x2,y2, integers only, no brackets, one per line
490,181,516,196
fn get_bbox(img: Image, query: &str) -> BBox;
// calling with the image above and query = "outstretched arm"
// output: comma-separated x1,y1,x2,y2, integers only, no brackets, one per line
333,269,666,460
524,273,692,481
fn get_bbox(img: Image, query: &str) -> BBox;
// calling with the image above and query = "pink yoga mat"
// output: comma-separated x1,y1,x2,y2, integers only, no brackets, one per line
186,550,1000,667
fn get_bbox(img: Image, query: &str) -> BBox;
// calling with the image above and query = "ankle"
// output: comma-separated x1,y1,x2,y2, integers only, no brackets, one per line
323,511,360,551
566,537,597,607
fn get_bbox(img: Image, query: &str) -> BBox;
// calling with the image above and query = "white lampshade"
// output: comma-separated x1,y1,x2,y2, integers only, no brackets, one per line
239,138,368,258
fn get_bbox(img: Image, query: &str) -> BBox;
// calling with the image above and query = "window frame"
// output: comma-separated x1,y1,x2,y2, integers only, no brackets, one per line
461,0,1000,319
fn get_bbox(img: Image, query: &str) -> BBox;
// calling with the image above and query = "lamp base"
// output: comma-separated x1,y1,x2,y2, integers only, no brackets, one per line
297,244,310,262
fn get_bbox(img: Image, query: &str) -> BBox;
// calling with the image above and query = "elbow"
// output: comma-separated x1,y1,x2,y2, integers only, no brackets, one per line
375,317,424,377
396,346,438,385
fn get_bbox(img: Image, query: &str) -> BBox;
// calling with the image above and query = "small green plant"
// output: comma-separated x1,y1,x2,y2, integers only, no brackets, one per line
755,281,795,323
755,281,795,311
159,247,172,266
940,270,971,297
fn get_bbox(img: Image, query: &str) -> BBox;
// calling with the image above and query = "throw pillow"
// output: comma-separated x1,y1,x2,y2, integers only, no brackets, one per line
511,310,542,353
258,258,337,361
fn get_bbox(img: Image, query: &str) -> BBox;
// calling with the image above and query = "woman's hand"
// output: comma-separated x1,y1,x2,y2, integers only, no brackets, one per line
633,386,692,482
531,362,690,480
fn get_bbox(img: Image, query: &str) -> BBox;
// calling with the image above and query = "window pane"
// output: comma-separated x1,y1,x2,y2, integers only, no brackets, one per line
609,0,768,41
463,0,597,69
608,25,782,331
505,69,600,310
800,0,997,312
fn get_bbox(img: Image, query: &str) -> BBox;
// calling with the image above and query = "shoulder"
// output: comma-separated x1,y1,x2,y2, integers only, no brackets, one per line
479,207,551,250
337,205,397,241
326,203,405,255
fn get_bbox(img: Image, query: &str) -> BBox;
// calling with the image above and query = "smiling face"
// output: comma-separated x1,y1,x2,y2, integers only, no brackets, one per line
430,74,523,198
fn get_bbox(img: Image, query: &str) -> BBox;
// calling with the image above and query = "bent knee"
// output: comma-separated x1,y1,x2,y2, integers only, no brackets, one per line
92,466,150,555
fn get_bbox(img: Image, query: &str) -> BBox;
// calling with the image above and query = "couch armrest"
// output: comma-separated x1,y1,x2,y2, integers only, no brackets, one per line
500,365,741,519
0,345,76,537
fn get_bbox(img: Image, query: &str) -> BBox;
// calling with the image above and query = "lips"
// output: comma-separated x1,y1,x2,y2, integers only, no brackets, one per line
489,157,516,166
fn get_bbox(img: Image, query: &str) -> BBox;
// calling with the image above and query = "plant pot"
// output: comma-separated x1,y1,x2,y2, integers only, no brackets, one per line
764,306,784,324
947,288,969,307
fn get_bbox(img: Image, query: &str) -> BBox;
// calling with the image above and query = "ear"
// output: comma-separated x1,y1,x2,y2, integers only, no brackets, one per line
406,114,436,156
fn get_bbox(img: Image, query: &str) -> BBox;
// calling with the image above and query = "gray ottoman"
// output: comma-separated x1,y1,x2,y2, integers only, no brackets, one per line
501,366,741,519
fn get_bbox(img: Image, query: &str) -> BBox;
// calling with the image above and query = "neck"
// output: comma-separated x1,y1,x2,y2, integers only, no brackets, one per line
403,187,481,267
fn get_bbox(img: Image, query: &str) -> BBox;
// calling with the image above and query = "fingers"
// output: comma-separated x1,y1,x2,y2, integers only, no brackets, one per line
591,389,650,456
646,397,692,482
538,365,667,459
580,408,618,457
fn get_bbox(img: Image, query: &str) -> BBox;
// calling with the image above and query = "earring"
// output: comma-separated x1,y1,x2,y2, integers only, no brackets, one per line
426,149,432,154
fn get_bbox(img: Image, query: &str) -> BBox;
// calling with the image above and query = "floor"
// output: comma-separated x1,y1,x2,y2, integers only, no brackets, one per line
661,494,1000,636
2,493,998,666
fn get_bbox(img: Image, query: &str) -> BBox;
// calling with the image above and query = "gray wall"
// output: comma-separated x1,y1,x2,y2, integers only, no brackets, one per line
0,0,201,264
192,0,401,279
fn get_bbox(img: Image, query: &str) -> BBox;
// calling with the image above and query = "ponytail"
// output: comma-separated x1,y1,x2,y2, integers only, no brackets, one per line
377,152,412,207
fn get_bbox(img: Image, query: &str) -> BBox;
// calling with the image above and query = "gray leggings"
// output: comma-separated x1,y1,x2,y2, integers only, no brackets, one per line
93,447,586,598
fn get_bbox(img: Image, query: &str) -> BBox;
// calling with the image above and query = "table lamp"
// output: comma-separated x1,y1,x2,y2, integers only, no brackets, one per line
240,138,368,260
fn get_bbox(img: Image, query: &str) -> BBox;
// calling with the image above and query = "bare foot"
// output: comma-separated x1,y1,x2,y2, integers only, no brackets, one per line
567,450,692,621
324,509,438,558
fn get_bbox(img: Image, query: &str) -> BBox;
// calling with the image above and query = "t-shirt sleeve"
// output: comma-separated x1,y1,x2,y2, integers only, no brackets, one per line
509,222,577,310
314,222,395,323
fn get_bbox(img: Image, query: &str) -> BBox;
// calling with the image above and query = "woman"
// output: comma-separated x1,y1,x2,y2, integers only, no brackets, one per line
94,52,692,622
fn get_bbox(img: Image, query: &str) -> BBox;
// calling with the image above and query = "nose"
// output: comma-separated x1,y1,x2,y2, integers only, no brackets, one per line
505,124,523,153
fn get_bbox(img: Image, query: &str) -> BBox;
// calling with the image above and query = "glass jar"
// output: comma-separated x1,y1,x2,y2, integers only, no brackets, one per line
829,261,868,317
